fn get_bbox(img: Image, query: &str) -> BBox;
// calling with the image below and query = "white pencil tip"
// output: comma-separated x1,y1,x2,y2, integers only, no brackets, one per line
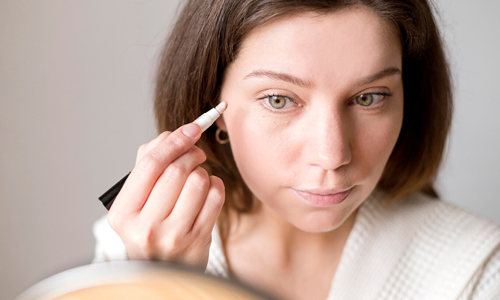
215,102,228,114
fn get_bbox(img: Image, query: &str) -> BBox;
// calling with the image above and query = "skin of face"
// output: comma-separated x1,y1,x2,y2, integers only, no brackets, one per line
216,6,404,234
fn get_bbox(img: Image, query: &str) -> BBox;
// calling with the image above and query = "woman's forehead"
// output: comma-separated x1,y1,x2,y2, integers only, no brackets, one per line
231,6,402,86
239,6,400,49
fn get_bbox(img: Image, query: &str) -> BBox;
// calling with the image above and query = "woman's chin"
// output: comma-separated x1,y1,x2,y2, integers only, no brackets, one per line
288,211,352,233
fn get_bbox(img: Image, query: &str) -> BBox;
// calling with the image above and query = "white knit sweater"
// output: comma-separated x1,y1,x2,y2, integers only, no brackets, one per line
93,190,500,299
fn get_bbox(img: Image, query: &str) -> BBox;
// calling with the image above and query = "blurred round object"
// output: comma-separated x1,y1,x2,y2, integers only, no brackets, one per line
16,261,273,300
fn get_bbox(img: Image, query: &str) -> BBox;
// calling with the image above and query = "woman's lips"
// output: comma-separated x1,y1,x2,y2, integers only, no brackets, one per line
292,187,353,207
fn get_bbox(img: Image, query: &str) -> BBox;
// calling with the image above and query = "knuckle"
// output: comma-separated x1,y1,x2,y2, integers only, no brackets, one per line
168,134,189,154
163,163,186,181
107,212,123,232
193,146,207,162
210,175,224,189
158,131,171,139
136,144,149,164
208,177,225,207
131,227,157,257
194,165,209,178
164,231,187,251
170,233,185,249
210,188,225,208
137,143,148,158
136,152,162,174
188,167,210,191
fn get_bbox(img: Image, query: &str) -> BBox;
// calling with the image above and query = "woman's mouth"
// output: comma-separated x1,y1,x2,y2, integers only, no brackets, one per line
291,187,353,207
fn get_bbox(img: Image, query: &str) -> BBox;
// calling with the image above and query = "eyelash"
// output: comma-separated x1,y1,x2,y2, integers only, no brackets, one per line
350,92,393,110
259,93,300,114
258,92,393,113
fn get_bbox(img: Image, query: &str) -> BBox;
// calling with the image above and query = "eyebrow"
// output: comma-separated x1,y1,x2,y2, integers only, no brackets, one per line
243,67,402,88
244,70,313,88
357,67,402,86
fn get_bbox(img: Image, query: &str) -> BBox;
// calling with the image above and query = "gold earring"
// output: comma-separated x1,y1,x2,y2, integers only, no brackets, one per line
215,128,229,144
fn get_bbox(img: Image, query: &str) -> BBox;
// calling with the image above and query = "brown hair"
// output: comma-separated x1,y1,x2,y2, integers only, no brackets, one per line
154,0,452,235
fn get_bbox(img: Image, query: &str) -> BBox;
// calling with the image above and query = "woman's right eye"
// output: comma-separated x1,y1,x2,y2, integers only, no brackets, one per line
262,94,298,110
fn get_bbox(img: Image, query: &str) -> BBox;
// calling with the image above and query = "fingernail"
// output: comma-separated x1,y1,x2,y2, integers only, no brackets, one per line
182,123,201,138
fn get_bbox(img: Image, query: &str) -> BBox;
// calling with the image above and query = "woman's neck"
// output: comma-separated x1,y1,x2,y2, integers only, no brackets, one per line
226,200,358,270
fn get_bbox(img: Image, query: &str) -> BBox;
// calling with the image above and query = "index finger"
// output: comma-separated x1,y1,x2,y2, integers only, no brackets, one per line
112,123,202,213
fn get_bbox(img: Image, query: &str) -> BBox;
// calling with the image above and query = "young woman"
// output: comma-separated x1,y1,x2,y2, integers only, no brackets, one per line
93,0,500,299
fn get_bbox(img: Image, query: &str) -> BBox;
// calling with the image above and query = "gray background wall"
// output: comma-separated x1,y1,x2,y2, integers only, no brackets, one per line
0,0,498,299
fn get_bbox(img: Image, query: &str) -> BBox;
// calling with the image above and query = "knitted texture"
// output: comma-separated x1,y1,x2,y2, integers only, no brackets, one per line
93,191,500,299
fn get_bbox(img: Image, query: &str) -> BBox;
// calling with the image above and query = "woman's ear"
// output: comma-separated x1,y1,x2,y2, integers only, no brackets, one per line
215,115,227,131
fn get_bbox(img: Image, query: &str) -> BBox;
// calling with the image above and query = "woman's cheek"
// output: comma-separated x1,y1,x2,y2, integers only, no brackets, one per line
225,105,297,191
353,107,403,180
228,102,294,137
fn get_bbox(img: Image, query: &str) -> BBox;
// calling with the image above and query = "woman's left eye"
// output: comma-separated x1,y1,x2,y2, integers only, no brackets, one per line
262,94,297,110
353,93,390,106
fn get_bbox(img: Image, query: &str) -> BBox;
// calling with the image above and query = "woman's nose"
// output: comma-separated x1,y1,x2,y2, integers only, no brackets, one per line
303,111,352,171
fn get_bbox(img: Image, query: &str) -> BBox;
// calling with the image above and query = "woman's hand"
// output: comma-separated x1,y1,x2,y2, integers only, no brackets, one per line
107,123,225,269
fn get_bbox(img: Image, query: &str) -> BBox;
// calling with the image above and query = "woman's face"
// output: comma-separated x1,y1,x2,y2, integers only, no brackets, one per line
217,6,403,232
